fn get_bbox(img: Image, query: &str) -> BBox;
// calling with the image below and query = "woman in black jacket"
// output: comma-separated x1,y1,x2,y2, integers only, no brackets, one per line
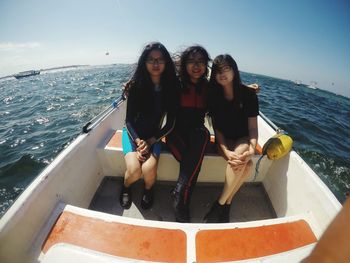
120,42,179,210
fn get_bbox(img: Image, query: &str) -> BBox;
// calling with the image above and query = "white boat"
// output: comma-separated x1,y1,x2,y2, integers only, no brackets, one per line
307,81,318,90
13,70,40,79
0,95,341,262
293,80,302,86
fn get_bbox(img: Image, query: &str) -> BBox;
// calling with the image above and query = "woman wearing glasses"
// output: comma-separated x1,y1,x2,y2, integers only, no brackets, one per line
166,45,211,222
204,54,259,223
120,42,179,210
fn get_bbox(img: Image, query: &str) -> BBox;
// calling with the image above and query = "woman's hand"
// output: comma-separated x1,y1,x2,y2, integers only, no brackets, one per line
225,150,245,168
136,151,149,163
247,83,260,93
136,139,149,155
226,146,254,171
240,144,255,163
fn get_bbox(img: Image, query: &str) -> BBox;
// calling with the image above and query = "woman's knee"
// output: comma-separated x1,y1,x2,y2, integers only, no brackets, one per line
142,165,157,179
125,165,142,180
234,142,249,155
228,160,252,178
142,157,158,176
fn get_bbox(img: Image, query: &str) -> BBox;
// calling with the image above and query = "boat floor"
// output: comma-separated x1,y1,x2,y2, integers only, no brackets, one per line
89,177,276,223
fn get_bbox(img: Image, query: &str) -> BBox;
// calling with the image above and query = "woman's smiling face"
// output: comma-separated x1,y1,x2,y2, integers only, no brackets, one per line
186,52,206,83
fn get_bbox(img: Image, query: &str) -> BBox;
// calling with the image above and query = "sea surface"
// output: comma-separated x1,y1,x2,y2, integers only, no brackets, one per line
1,65,349,217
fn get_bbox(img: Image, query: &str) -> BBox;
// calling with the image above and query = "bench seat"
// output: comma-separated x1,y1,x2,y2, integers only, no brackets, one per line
98,130,271,182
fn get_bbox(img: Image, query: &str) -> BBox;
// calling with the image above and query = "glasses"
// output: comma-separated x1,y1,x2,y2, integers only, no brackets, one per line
217,65,232,74
186,59,206,67
146,58,165,65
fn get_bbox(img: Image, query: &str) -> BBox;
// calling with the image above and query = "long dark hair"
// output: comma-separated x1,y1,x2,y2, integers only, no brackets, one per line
209,54,243,104
125,42,179,113
179,45,211,91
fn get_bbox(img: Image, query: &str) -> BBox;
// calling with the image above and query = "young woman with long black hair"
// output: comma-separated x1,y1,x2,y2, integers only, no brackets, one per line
166,45,211,222
204,54,259,223
120,42,179,210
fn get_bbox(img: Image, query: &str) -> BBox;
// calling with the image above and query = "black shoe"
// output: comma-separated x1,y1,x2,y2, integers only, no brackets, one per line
219,204,231,223
119,184,132,209
141,188,154,210
203,201,224,223
171,188,190,223
174,203,190,223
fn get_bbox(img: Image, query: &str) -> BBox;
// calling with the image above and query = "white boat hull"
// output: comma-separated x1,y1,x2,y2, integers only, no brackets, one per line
0,98,341,262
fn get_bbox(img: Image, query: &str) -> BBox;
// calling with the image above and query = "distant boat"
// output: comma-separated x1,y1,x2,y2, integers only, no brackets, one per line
13,70,40,79
307,81,318,89
293,80,302,85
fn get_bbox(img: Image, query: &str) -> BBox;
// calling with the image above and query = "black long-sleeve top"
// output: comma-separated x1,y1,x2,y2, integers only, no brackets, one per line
125,86,176,143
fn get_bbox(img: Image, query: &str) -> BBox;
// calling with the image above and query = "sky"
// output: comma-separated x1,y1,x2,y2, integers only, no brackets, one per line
0,0,349,97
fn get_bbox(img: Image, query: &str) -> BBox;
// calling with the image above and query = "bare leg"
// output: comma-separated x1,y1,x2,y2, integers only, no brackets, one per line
120,152,142,209
124,152,142,187
204,138,251,223
226,160,253,204
141,154,159,189
218,139,250,205
218,163,245,205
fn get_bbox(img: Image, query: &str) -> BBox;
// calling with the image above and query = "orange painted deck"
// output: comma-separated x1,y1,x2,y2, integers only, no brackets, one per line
42,211,187,262
196,220,317,262
106,130,263,155
43,209,317,262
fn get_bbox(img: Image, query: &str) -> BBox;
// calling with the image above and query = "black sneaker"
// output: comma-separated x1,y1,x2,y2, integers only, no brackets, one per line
119,185,132,209
203,201,224,223
174,204,190,223
141,188,154,210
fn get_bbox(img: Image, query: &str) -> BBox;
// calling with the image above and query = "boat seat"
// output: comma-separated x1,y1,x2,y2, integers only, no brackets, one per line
100,130,270,182
196,220,317,262
42,205,187,262
42,205,317,263
105,129,263,155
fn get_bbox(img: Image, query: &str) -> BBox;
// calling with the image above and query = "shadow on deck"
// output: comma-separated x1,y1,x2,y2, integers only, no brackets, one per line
89,177,276,223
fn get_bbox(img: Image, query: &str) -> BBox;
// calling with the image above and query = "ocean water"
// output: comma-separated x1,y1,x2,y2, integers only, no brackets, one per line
0,65,349,216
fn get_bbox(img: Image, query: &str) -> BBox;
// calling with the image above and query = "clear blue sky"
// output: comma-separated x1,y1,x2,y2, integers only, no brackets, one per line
1,0,349,97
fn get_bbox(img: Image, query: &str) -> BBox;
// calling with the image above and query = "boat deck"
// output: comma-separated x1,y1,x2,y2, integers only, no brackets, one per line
89,177,276,223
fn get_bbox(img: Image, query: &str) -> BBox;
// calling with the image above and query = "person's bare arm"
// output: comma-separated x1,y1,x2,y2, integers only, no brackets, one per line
301,197,350,263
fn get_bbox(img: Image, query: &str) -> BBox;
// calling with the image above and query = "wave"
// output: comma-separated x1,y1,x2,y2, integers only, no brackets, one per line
297,149,350,201
0,154,46,216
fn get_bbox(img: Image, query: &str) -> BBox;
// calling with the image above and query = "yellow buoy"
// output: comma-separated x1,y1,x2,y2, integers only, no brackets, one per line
262,133,293,160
